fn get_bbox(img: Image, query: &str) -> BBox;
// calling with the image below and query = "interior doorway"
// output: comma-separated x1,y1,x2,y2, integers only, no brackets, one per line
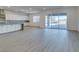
45,13,67,29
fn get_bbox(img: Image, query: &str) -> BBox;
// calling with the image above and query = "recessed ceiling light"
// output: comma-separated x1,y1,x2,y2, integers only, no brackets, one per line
29,8,32,10
43,8,46,10
7,6,11,8
25,11,39,13
21,9,25,11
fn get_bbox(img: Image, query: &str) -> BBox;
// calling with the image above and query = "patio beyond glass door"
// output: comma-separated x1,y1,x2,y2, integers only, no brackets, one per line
46,13,67,29
58,15,67,29
48,16,59,29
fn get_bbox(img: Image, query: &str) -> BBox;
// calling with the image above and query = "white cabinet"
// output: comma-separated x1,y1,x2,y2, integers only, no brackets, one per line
0,24,21,34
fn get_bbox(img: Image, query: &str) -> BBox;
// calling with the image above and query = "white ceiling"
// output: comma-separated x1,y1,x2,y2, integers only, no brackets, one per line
0,6,72,14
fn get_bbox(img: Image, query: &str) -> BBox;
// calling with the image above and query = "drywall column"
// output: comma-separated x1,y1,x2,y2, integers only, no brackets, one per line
29,14,34,27
77,7,79,32
40,14,45,28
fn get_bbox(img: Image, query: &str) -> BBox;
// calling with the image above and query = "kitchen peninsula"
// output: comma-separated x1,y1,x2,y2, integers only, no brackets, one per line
0,9,26,34
0,20,25,34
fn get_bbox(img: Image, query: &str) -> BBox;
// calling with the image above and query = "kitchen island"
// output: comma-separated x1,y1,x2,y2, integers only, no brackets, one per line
0,20,25,34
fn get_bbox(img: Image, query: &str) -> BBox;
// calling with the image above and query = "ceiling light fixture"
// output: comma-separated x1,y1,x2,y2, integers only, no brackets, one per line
7,6,11,8
43,8,46,10
29,8,32,10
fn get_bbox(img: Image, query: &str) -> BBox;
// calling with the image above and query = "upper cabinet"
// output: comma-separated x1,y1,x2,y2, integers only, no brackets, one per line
0,9,5,21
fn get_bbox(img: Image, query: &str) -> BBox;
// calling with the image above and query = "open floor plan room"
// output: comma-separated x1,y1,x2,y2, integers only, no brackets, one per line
0,6,79,52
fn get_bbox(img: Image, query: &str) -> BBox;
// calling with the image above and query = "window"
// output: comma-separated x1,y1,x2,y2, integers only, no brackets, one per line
33,16,40,23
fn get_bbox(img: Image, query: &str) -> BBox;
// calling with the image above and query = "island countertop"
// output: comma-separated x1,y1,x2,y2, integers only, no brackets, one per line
0,20,25,24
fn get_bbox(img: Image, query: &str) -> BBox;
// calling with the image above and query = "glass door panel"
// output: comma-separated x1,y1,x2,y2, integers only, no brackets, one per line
58,15,67,29
46,14,67,29
51,16,59,29
47,15,59,29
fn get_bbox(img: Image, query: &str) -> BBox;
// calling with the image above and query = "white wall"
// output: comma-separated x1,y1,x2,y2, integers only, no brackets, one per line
76,7,79,32
5,10,28,20
5,10,29,26
29,14,40,27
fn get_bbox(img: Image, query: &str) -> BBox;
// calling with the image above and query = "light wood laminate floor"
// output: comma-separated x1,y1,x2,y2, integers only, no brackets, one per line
0,27,79,52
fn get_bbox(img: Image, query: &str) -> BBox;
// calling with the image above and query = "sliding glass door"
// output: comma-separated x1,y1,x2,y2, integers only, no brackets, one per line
50,16,59,29
45,13,67,29
58,15,67,29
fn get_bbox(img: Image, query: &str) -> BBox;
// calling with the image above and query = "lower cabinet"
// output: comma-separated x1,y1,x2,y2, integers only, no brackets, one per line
0,24,21,34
